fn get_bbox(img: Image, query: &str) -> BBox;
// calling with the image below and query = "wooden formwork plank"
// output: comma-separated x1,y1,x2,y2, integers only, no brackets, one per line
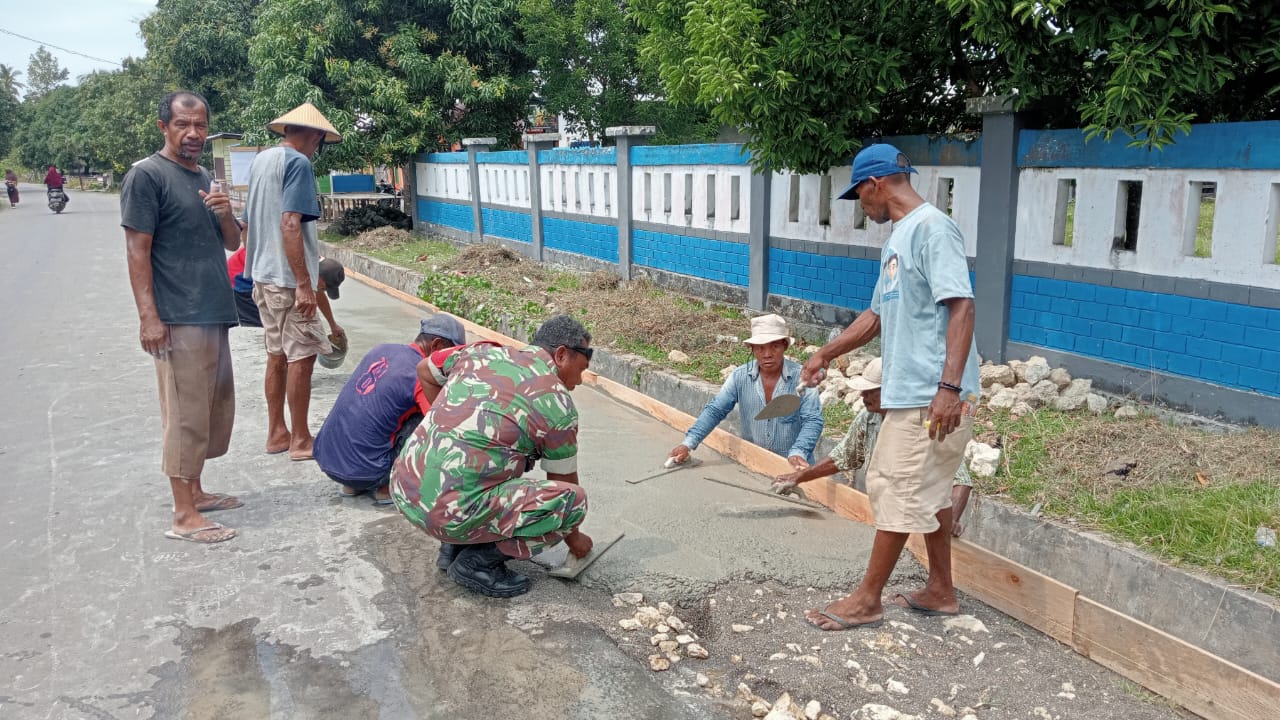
950,540,1078,645
1073,596,1280,720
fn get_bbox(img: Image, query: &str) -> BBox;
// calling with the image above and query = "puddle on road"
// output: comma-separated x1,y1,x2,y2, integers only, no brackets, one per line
146,524,721,719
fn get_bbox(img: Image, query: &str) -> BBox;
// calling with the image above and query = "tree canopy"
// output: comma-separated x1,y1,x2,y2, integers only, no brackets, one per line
24,47,69,100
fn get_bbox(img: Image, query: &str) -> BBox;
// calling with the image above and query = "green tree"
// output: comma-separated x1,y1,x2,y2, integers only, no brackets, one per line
0,89,18,159
13,85,82,170
25,47,70,99
630,1,993,173
245,0,535,172
943,0,1280,148
74,60,172,173
0,65,23,100
140,0,264,133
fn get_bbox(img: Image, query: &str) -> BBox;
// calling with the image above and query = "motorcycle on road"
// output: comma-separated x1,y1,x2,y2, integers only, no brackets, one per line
47,187,67,214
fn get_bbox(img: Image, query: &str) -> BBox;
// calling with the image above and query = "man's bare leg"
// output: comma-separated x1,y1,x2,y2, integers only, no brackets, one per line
264,352,290,453
893,507,959,614
170,478,235,542
951,485,972,537
805,529,909,629
286,355,317,459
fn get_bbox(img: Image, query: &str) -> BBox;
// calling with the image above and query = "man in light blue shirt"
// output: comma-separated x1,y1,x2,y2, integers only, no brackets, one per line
800,144,979,631
668,314,823,470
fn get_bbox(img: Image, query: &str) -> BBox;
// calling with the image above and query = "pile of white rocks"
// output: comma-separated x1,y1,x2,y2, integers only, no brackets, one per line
977,356,1112,417
736,685,835,720
612,593,709,671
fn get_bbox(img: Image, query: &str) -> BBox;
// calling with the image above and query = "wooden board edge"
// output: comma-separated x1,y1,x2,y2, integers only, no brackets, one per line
1073,596,1280,720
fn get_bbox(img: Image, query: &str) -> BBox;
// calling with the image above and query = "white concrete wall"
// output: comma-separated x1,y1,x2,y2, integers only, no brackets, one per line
418,164,471,202
541,165,617,219
630,164,754,234
1016,168,1280,287
477,164,531,208
768,165,981,256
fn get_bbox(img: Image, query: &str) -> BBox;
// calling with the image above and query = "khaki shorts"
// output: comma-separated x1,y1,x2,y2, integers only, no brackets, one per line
865,407,973,534
253,283,331,361
155,325,235,480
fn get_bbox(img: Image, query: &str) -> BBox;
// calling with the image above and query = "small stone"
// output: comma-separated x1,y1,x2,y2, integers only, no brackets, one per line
1021,357,1052,385
966,442,1001,477
987,387,1018,410
930,698,957,717
676,634,696,645
943,615,989,634
886,678,909,695
613,592,643,606
696,672,710,687
731,623,754,633
658,640,680,652
1062,682,1076,693
1049,367,1072,389
649,655,670,671
980,363,1016,387
655,623,671,634
1257,526,1277,548
666,615,687,632
635,606,664,628
803,344,821,355
658,601,675,615
450,629,464,636
751,701,771,718
1033,708,1052,720
1086,393,1109,414
664,651,682,663
731,654,742,663
686,643,709,659
1010,400,1035,417
804,700,822,720
736,683,754,702
1115,405,1141,419
972,651,985,667
796,655,822,667
650,633,669,646
1031,379,1059,404
769,652,788,661
855,704,917,720
618,618,642,631
668,350,690,363
786,642,803,653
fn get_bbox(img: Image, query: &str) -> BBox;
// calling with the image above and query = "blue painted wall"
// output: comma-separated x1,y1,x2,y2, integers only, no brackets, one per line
634,230,749,286
632,144,751,166
1019,121,1280,169
1010,275,1280,397
419,199,474,233
476,151,528,165
768,249,880,309
538,147,617,165
423,152,468,164
481,207,532,243
332,174,375,192
544,217,618,262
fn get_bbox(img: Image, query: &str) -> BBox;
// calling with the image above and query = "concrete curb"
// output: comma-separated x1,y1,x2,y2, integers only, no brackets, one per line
321,239,1280,684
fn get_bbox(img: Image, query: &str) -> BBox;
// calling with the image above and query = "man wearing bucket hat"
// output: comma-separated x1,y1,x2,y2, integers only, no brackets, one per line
314,314,467,505
243,102,343,461
667,313,823,469
771,358,975,536
798,143,980,630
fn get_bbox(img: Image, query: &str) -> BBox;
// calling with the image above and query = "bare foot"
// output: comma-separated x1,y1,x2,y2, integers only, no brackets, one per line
804,595,882,631
168,512,236,543
266,434,290,455
288,437,314,461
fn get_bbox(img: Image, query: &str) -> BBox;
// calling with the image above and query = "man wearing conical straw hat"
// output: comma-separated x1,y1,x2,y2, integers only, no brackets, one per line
244,102,343,461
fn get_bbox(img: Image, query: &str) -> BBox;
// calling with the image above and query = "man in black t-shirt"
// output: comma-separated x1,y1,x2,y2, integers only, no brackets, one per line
121,91,245,545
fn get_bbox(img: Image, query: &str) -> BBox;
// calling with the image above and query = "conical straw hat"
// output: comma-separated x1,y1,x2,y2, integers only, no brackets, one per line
267,102,343,144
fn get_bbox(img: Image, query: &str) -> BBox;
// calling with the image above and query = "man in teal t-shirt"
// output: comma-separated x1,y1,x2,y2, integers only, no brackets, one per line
800,144,980,631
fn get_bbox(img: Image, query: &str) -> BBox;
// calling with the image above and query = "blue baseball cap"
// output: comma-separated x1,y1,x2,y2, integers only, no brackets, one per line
420,314,467,346
836,143,917,200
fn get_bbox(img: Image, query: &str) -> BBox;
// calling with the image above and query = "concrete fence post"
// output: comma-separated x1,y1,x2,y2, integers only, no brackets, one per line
967,96,1025,363
523,133,559,262
606,126,656,281
462,137,495,243
403,159,418,228
748,166,772,312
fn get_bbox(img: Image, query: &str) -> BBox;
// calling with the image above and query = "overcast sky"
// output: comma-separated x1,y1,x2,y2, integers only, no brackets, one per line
1,1,154,96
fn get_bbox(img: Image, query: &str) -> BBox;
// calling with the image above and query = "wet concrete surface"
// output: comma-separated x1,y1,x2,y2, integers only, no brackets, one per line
0,191,1189,719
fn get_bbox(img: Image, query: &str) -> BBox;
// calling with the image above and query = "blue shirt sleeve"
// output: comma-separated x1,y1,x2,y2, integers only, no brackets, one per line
919,223,973,304
282,151,321,221
786,388,824,463
682,367,743,450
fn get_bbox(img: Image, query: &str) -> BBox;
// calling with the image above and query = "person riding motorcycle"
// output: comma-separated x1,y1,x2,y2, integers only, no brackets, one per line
4,169,17,208
44,166,68,204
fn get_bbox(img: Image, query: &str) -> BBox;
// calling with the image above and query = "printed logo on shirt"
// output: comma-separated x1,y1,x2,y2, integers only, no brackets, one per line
881,252,901,302
356,357,390,395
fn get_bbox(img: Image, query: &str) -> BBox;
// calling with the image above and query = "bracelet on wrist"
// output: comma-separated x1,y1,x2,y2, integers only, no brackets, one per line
938,381,962,393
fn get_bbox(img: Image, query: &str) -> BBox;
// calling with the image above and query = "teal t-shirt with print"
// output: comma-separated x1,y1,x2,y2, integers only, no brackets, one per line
869,203,981,409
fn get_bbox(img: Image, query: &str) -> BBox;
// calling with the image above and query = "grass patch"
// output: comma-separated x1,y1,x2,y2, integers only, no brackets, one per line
1194,197,1214,258
976,408,1280,594
822,400,856,438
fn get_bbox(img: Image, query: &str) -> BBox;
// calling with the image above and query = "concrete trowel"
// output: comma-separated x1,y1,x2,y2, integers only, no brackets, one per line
754,391,802,420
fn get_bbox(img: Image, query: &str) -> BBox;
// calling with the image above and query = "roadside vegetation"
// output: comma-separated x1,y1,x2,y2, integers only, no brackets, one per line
327,228,1280,596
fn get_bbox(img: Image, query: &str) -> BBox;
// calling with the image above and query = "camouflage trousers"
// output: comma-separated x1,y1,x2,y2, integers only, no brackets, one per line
395,476,588,560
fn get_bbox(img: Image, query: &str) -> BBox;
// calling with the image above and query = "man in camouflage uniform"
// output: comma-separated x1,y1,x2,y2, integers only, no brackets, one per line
391,315,595,597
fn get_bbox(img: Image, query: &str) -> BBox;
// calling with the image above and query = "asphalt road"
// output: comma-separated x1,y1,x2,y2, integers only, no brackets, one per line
0,188,1188,720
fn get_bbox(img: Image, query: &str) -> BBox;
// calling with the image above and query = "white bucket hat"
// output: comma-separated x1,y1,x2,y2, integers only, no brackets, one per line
844,357,883,392
268,102,343,144
743,314,794,346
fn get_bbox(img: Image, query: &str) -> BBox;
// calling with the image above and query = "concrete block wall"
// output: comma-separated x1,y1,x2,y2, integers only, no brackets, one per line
480,206,532,244
634,227,749,287
544,216,618,262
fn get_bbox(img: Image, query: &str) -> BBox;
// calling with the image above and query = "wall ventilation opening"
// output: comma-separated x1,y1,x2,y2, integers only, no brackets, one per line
1269,183,1280,264
587,172,596,212
1053,178,1076,246
818,175,832,226
683,173,694,220
603,173,611,214
788,174,800,223
936,176,955,216
574,173,583,211
663,173,672,214
1113,180,1142,252
560,171,568,210
643,172,652,215
853,201,866,230
706,175,716,220
730,176,741,221
1184,181,1216,258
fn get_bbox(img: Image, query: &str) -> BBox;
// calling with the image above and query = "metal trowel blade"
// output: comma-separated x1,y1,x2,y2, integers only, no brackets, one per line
754,393,802,420
547,531,624,580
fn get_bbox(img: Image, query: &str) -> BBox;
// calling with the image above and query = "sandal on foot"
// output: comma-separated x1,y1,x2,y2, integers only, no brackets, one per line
164,524,237,544
195,494,243,512
807,608,883,632
891,592,958,617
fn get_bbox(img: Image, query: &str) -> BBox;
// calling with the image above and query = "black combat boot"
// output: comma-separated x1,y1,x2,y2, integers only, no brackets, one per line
446,542,531,598
436,542,462,571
